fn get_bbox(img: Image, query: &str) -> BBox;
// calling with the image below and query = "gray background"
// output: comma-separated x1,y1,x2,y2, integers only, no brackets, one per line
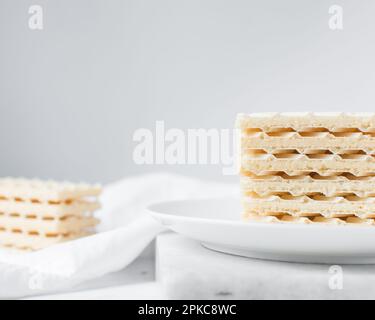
1,0,374,183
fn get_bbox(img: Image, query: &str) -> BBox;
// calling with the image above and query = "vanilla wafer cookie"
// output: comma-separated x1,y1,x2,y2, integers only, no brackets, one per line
0,230,93,251
238,112,375,225
0,199,100,218
241,156,375,176
240,173,375,197
0,177,102,250
0,215,99,234
242,182,375,219
242,194,375,218
236,112,375,132
243,213,375,226
241,135,375,152
0,178,101,202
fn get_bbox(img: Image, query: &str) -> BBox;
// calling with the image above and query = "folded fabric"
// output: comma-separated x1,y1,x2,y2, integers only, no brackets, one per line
0,173,237,298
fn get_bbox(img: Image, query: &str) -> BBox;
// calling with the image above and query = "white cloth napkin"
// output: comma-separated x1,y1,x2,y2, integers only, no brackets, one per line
0,173,237,299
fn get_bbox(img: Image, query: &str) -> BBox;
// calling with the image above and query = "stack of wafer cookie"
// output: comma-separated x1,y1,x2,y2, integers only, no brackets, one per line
0,178,101,250
237,112,375,225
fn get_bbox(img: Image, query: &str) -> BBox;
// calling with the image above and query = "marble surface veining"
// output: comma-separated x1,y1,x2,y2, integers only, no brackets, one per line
156,233,375,299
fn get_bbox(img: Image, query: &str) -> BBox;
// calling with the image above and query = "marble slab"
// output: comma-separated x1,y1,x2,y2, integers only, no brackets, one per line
156,233,375,299
27,257,165,300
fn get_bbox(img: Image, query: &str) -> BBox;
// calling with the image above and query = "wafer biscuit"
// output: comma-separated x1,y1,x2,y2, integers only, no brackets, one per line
243,198,375,218
242,149,375,160
238,112,375,226
0,215,98,234
0,178,102,250
243,213,375,226
241,178,375,197
0,178,101,202
0,231,93,251
241,135,375,152
241,157,375,176
236,112,375,132
0,199,100,218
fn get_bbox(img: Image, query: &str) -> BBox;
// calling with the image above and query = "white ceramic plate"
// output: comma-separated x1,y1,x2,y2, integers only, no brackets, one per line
148,197,375,264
